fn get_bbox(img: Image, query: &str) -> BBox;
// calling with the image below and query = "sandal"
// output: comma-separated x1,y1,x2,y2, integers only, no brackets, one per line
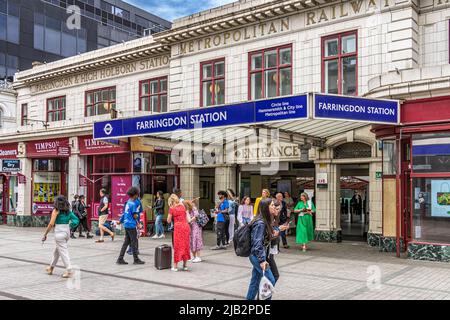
111,233,115,241
95,239,104,243
45,266,54,275
62,271,73,278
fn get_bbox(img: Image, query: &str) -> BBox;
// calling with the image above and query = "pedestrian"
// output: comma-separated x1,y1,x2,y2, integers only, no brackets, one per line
70,194,80,239
276,193,289,249
237,196,253,226
246,198,277,300
167,194,193,271
169,188,184,232
75,195,93,239
116,187,145,265
211,190,228,250
253,189,270,216
42,195,79,278
269,199,289,283
96,188,115,243
71,194,79,212
294,192,315,252
227,189,238,243
152,190,165,239
127,193,143,256
184,200,203,263
284,192,295,235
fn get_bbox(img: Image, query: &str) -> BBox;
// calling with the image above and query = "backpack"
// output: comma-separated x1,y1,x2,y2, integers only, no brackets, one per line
233,221,253,257
196,209,209,228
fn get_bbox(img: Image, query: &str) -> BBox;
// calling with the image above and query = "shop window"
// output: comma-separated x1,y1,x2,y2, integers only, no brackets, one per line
412,133,450,173
201,59,225,107
322,31,357,95
93,153,130,173
334,142,371,159
139,77,167,113
413,177,450,244
249,45,292,100
85,87,116,116
382,141,397,175
47,96,66,122
21,103,28,126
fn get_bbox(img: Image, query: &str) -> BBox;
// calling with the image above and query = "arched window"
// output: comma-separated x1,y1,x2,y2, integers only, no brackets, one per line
334,142,372,159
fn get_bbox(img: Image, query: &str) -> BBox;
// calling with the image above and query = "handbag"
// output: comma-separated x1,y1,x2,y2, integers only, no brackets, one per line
196,209,209,228
259,270,274,300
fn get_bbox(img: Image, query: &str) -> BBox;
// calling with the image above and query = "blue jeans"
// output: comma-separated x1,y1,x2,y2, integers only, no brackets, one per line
155,214,164,236
246,254,276,300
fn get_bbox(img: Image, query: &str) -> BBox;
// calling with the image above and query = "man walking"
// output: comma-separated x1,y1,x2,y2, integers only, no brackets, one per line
211,191,228,250
117,187,145,265
276,193,290,249
96,188,115,243
76,195,93,239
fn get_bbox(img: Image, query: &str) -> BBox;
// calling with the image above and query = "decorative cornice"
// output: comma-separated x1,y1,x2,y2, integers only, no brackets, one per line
154,0,333,44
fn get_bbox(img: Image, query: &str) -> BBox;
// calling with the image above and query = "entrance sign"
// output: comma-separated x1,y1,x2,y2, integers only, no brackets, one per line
314,94,399,124
94,94,309,139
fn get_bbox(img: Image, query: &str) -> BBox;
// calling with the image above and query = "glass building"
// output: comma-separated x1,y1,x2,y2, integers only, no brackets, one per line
0,0,171,79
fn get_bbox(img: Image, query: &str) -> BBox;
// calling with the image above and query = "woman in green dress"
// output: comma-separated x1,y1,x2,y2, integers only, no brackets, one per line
294,193,315,252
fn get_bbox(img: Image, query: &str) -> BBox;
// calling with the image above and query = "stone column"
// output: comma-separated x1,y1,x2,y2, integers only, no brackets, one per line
314,162,341,242
368,161,383,245
179,166,200,200
214,165,236,202
67,137,80,200
13,142,32,226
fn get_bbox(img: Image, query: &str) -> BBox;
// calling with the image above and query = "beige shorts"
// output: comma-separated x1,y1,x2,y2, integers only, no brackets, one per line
98,214,108,226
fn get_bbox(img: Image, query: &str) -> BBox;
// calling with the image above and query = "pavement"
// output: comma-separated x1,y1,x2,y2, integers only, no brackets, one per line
1,225,450,300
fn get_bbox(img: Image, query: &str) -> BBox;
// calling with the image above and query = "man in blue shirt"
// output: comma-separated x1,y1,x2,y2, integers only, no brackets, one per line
211,191,229,250
117,187,145,265
127,196,143,256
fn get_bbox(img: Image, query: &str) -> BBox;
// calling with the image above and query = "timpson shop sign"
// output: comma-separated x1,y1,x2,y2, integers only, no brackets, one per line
30,55,170,94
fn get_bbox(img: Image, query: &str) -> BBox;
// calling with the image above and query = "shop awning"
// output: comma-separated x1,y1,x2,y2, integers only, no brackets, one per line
93,93,400,143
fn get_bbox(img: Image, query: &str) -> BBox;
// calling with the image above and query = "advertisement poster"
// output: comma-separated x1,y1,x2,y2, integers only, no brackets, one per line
431,180,450,217
111,176,132,220
32,172,61,214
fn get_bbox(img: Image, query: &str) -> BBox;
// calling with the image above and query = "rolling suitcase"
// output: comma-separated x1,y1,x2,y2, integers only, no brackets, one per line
155,244,172,270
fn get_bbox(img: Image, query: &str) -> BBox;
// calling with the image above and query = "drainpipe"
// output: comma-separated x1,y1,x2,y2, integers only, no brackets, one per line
396,128,403,258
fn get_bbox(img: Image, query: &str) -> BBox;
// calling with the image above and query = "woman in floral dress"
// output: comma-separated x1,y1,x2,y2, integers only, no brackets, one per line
184,200,203,263
167,194,193,271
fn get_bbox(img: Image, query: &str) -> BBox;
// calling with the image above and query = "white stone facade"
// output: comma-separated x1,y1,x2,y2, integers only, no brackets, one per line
0,0,448,239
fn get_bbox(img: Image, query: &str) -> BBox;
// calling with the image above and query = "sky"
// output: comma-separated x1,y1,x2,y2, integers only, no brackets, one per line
123,0,236,22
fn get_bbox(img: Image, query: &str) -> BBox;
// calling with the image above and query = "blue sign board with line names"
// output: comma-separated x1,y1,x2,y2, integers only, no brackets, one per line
255,95,308,123
314,94,399,124
94,94,309,139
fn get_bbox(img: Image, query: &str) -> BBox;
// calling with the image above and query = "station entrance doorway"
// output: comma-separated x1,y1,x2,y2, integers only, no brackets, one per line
339,165,370,241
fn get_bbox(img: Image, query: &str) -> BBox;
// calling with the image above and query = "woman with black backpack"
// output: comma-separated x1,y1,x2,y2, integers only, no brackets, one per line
246,198,277,300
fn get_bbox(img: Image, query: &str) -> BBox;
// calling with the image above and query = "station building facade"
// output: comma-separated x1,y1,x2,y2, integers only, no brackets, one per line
1,0,450,261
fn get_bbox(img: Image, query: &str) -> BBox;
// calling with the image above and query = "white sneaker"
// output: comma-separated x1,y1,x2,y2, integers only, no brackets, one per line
193,257,202,263
151,234,159,239
171,267,178,272
158,234,165,239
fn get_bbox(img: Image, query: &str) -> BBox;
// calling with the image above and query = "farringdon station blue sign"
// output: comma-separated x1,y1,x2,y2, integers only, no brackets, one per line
94,95,309,139
93,93,400,140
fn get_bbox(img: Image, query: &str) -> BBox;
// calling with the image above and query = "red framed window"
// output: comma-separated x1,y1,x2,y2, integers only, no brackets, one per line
21,103,28,125
248,44,292,100
322,30,358,96
201,58,225,107
139,77,168,112
47,96,66,122
85,86,116,117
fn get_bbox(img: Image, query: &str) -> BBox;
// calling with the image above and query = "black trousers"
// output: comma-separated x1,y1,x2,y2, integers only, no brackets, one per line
77,217,90,234
119,228,139,261
267,254,279,283
216,221,226,246
224,218,230,243
280,230,288,246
